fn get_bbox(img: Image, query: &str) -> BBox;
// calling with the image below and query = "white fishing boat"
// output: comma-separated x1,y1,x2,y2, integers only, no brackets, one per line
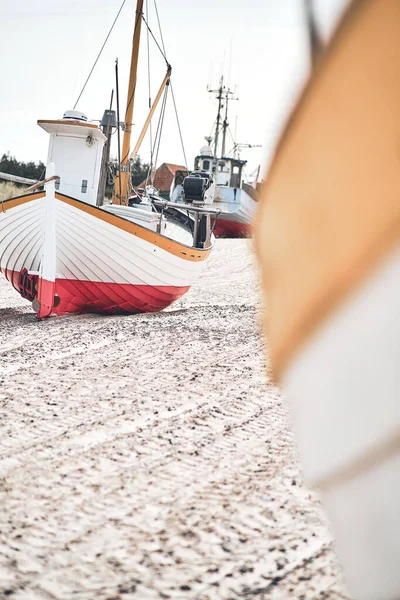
0,0,218,319
171,77,259,238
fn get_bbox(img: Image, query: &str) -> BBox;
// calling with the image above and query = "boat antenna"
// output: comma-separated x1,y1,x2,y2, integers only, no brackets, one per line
304,0,323,69
115,59,122,204
73,0,127,109
221,87,238,157
227,38,233,89
208,77,224,156
208,77,237,157
232,143,262,159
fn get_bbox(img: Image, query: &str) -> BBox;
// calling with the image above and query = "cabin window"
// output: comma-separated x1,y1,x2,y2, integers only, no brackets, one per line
202,159,210,170
218,162,225,172
81,179,88,193
230,165,241,188
55,178,60,190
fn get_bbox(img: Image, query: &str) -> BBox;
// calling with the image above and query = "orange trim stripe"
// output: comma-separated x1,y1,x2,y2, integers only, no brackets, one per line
1,191,45,211
56,193,212,262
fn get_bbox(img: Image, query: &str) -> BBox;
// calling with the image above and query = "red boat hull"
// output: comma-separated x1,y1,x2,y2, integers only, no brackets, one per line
213,218,252,238
4,269,190,315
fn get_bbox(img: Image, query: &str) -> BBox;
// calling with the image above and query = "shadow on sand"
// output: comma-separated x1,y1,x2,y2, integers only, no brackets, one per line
0,307,35,324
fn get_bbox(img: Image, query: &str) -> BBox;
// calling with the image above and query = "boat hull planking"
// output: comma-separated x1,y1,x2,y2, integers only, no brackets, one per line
0,190,210,317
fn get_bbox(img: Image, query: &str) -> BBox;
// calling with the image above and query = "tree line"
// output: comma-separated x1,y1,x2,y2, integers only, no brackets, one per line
0,152,150,191
0,153,45,181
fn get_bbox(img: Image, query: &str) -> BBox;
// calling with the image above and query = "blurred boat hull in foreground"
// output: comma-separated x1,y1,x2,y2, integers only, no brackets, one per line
256,0,400,598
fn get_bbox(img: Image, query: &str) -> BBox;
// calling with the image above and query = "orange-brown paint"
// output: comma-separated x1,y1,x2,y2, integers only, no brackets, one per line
56,193,212,262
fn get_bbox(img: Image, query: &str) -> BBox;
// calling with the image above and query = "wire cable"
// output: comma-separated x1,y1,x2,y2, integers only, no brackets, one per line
73,0,127,109
151,87,168,183
153,0,167,57
141,14,169,66
170,81,188,171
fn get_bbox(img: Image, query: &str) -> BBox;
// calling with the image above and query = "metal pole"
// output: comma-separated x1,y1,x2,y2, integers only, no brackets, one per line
221,93,229,158
115,59,122,204
213,77,223,157
97,89,115,207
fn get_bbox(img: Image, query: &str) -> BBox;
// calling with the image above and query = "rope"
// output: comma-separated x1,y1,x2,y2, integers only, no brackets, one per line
170,82,188,171
144,86,167,189
152,87,169,183
73,0,127,109
153,0,167,57
141,14,169,67
142,1,188,178
209,118,217,143
228,126,235,146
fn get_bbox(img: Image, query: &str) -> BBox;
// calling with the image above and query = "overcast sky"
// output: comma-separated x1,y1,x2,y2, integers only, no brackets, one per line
0,0,349,178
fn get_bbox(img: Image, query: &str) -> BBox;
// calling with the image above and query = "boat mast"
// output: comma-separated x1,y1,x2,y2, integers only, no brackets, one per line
209,75,235,158
221,94,229,158
115,0,144,205
211,77,224,157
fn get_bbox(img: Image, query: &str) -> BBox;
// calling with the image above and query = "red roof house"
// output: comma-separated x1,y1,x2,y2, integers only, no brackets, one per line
138,163,188,198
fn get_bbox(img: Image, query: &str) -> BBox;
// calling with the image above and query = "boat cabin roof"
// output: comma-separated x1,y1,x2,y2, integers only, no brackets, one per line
195,154,247,166
37,119,106,141
220,156,247,166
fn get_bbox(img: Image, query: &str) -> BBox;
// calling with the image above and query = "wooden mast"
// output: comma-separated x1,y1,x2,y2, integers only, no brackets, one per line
115,0,144,205
129,66,171,160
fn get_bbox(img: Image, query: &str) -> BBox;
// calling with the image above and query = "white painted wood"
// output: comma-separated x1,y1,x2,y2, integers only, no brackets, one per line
41,163,57,283
0,200,44,274
283,246,400,600
213,187,255,225
42,118,106,206
55,200,206,286
0,194,209,291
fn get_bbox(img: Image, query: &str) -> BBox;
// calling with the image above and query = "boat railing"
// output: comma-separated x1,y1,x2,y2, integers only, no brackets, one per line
151,197,221,215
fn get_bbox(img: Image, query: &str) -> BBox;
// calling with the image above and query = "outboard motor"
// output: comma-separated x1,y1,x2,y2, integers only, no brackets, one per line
183,170,214,205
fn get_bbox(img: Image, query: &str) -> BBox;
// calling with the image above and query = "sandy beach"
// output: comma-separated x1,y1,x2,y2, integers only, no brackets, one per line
0,239,350,600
